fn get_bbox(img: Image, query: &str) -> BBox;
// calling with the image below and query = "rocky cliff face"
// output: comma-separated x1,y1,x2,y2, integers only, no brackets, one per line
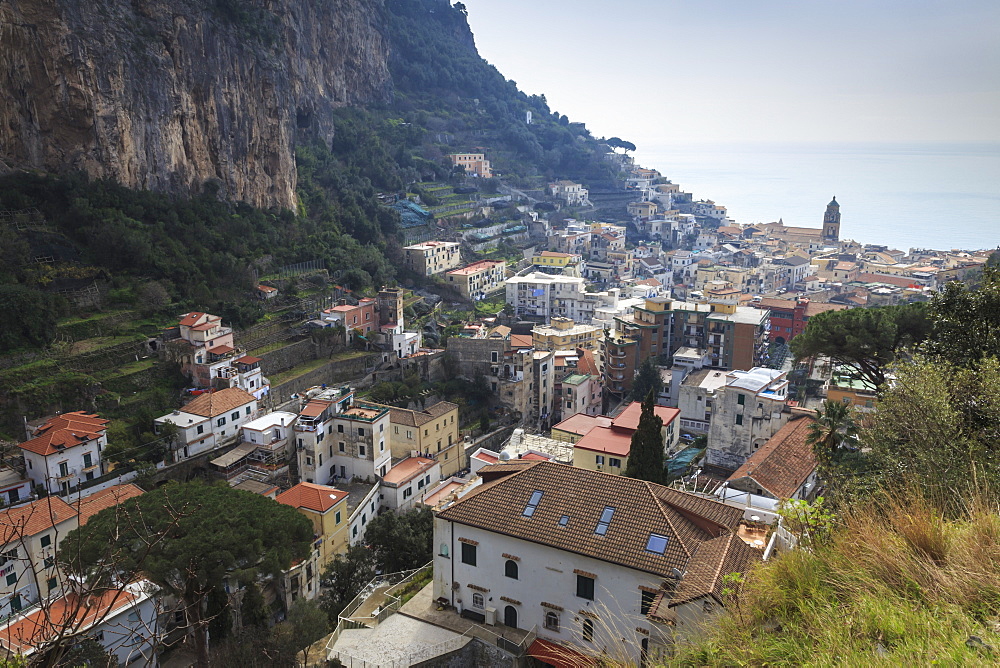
0,0,391,209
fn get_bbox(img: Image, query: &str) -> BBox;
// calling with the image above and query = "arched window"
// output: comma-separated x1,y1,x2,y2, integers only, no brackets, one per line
472,592,484,609
544,611,560,631
504,559,518,579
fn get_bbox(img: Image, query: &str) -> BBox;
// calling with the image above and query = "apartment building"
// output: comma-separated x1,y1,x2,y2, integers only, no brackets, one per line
531,317,602,352
154,387,259,461
385,402,463,477
705,368,793,471
403,241,462,276
294,387,393,485
446,260,507,300
506,272,620,323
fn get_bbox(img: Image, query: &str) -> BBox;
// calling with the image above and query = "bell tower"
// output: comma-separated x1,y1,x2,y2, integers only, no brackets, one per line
823,196,840,241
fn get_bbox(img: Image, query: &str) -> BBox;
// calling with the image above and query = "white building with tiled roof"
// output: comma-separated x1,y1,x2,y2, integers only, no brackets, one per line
19,412,107,496
432,461,759,663
154,387,258,461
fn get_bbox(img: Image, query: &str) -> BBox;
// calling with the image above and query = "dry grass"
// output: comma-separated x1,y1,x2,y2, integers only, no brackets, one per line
670,487,1000,666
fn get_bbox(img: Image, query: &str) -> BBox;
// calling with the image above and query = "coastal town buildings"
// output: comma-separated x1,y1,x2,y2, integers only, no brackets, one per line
154,387,259,462
403,241,462,276
446,260,507,300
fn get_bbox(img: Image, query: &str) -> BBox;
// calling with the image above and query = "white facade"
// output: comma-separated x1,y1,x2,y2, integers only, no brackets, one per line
155,395,258,462
296,395,393,486
506,273,621,324
22,440,105,498
380,457,442,512
348,484,381,545
432,521,669,663
393,331,422,358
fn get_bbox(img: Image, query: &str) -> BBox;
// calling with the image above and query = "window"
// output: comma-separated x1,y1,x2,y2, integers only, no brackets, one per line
58,462,69,477
40,535,51,548
83,453,92,468
595,455,605,466
5,574,15,586
504,560,518,579
472,592,485,609
582,618,594,642
461,542,477,566
47,577,57,591
641,590,657,616
338,425,344,433
217,417,226,427
595,507,614,535
359,445,366,457
231,411,239,421
523,490,543,517
735,414,744,426
197,424,204,435
245,406,251,415
544,611,560,631
609,458,622,468
353,526,358,537
403,487,412,499
358,428,365,437
737,393,745,406
335,511,341,524
339,442,346,453
576,574,595,600
305,456,313,466
646,533,669,554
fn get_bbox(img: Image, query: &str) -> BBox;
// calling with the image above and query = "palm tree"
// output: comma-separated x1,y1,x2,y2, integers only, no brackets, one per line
807,399,857,463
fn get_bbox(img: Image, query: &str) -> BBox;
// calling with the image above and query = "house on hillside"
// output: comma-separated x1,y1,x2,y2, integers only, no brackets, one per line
432,461,761,663
383,402,462,477
724,417,818,504
19,412,107,496
569,401,680,475
154,387,258,462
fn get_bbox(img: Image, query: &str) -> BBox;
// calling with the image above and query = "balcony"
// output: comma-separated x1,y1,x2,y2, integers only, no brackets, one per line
56,468,78,481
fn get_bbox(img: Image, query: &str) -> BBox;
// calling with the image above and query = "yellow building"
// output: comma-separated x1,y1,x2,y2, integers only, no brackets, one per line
385,402,463,476
448,152,492,178
275,482,350,569
531,251,581,268
531,317,602,352
827,369,877,412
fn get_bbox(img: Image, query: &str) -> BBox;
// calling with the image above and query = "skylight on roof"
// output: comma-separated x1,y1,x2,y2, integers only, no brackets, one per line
595,506,615,535
558,515,569,527
523,490,543,517
646,533,669,554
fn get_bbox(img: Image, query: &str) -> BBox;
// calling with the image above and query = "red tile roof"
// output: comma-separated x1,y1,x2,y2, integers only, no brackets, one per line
383,456,436,485
181,388,256,418
0,497,77,544
20,412,108,456
75,484,145,526
472,450,499,464
178,312,206,327
235,355,262,365
551,413,607,438
0,585,146,655
439,461,744,578
727,417,817,499
611,402,680,431
573,426,632,457
276,482,347,514
510,334,533,348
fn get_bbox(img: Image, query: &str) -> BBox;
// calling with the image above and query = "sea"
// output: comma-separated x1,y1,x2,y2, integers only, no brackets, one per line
636,141,1000,253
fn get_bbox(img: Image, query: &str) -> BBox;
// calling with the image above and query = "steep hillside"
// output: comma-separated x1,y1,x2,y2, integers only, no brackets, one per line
0,0,391,208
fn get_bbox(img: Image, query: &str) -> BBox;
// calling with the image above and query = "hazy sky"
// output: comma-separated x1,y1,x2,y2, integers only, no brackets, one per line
462,0,1000,146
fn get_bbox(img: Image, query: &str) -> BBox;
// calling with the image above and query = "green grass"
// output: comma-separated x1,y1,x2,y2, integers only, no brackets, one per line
669,493,1000,666
268,350,368,386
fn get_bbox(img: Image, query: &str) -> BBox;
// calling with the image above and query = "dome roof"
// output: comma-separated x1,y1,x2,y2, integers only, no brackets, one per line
828,196,839,207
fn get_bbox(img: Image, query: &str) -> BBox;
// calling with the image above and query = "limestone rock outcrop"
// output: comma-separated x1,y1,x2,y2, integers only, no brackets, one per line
0,0,391,208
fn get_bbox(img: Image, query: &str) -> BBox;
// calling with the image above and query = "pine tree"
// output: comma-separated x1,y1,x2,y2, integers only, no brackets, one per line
624,390,666,483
